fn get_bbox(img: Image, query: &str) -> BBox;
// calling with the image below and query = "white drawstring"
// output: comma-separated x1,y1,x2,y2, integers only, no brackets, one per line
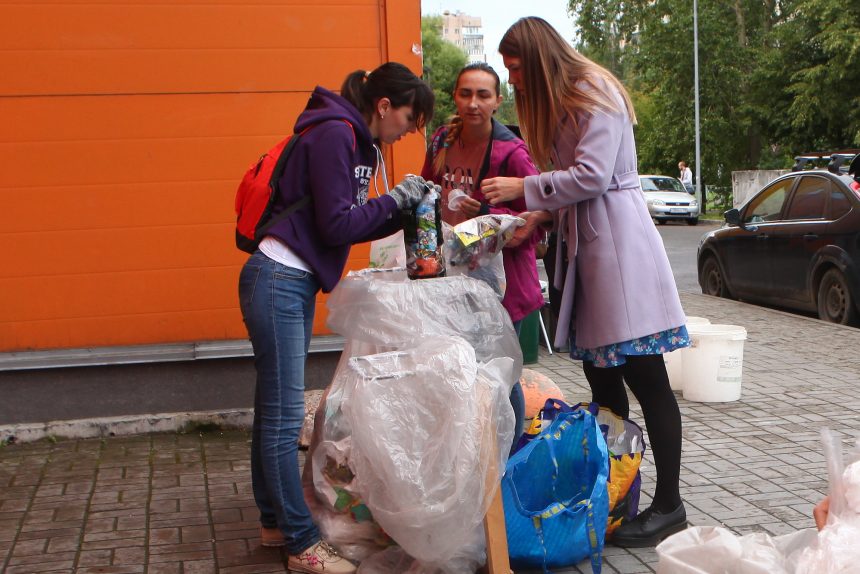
372,144,390,197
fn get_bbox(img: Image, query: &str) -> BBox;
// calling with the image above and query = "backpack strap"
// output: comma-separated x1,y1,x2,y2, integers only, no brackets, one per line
255,120,355,240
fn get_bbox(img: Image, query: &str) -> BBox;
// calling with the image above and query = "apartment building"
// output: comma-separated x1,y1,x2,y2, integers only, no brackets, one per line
441,10,486,64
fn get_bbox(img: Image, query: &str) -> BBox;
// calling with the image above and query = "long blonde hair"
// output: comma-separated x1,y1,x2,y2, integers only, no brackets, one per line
498,17,636,170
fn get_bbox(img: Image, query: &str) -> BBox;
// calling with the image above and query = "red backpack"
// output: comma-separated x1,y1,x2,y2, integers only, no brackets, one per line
234,121,355,253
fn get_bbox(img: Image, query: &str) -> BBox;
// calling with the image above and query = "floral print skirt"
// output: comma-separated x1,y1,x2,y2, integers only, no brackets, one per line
570,325,691,368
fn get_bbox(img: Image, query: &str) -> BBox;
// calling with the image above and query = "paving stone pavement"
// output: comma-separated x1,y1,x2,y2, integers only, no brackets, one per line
1,293,859,573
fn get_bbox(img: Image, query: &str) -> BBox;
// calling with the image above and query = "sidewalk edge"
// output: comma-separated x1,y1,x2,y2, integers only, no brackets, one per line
0,409,253,445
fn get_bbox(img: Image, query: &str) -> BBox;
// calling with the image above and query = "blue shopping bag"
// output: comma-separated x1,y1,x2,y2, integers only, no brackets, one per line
515,399,645,537
502,408,609,574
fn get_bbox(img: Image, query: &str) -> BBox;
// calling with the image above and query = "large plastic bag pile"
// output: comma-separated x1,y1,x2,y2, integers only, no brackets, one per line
304,269,521,573
656,428,860,573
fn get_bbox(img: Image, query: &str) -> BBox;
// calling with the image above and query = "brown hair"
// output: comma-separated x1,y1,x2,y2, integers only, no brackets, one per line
341,62,435,131
432,63,501,176
498,17,636,170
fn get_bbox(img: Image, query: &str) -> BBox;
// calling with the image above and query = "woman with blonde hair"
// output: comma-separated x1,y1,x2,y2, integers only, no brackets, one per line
482,17,690,547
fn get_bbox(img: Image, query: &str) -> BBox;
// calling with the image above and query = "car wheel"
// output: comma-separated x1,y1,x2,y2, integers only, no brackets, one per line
656,219,667,225
701,256,729,298
686,218,699,226
817,269,859,326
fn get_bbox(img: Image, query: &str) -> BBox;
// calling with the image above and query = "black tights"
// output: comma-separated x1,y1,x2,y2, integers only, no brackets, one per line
583,355,682,513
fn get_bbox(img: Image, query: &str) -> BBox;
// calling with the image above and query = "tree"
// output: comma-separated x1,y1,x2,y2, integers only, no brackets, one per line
495,81,519,127
421,16,467,133
771,0,860,150
568,0,860,194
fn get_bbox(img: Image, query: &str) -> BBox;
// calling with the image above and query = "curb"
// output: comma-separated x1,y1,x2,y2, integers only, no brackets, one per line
690,292,860,333
0,409,254,446
0,389,327,446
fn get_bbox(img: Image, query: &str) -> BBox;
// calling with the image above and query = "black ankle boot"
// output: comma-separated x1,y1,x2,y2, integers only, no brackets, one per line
610,504,687,547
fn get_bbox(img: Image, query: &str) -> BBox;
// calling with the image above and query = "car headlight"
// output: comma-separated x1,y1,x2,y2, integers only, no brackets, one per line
649,199,665,206
689,199,698,206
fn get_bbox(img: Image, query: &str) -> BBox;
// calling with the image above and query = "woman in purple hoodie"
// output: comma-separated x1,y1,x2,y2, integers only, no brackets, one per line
238,62,434,574
483,18,690,548
420,62,543,449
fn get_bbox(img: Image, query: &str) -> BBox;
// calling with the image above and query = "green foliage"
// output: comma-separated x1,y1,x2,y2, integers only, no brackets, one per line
496,81,519,127
569,0,860,193
421,16,468,133
777,0,860,148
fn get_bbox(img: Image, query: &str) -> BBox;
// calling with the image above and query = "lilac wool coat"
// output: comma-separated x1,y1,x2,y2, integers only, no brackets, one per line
523,81,686,350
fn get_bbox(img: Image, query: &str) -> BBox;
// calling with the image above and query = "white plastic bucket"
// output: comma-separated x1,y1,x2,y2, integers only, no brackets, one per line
664,316,711,392
682,324,747,402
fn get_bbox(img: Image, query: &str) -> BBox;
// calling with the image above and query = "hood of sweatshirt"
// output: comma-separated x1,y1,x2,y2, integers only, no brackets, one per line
294,86,372,147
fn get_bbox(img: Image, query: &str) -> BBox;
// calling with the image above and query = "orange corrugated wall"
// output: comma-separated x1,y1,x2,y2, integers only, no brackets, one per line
0,0,427,352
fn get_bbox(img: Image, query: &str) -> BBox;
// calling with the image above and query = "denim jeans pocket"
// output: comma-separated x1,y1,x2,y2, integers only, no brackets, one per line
273,265,312,281
239,264,262,312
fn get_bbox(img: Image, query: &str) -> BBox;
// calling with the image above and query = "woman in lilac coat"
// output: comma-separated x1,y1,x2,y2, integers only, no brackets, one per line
483,17,690,547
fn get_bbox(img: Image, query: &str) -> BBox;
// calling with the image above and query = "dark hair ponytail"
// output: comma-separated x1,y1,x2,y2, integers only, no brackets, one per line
340,62,434,130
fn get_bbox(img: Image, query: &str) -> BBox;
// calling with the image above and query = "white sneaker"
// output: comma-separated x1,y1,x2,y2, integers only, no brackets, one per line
288,540,356,573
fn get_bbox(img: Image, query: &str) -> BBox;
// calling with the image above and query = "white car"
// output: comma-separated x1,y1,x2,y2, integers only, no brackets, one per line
640,175,699,225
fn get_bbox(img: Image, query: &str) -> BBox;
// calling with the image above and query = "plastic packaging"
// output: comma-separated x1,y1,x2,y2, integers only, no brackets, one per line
656,527,814,574
447,188,469,212
793,428,860,573
325,270,523,367
369,230,406,269
306,269,521,571
403,183,444,279
656,427,860,574
344,339,514,563
442,214,524,298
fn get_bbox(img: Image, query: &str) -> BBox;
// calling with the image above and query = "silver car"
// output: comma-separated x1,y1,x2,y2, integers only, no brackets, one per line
640,175,699,225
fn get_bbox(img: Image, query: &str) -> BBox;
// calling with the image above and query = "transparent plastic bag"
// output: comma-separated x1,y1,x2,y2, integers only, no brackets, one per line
656,526,814,574
793,428,860,574
369,230,406,269
306,269,520,570
325,269,521,371
656,427,860,574
442,214,524,298
342,338,513,563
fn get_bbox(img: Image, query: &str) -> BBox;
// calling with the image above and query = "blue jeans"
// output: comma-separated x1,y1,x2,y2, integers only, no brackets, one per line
238,251,321,554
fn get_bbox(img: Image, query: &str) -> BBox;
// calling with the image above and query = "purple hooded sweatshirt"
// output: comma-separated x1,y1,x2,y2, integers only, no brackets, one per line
265,86,401,292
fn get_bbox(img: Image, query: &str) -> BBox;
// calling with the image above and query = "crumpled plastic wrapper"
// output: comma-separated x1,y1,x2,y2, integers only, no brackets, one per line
442,214,524,298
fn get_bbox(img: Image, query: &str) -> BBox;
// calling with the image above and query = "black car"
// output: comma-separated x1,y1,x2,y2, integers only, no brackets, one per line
697,170,860,325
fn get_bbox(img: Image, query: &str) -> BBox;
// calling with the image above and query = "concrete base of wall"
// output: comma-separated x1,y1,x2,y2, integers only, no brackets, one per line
0,353,339,426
